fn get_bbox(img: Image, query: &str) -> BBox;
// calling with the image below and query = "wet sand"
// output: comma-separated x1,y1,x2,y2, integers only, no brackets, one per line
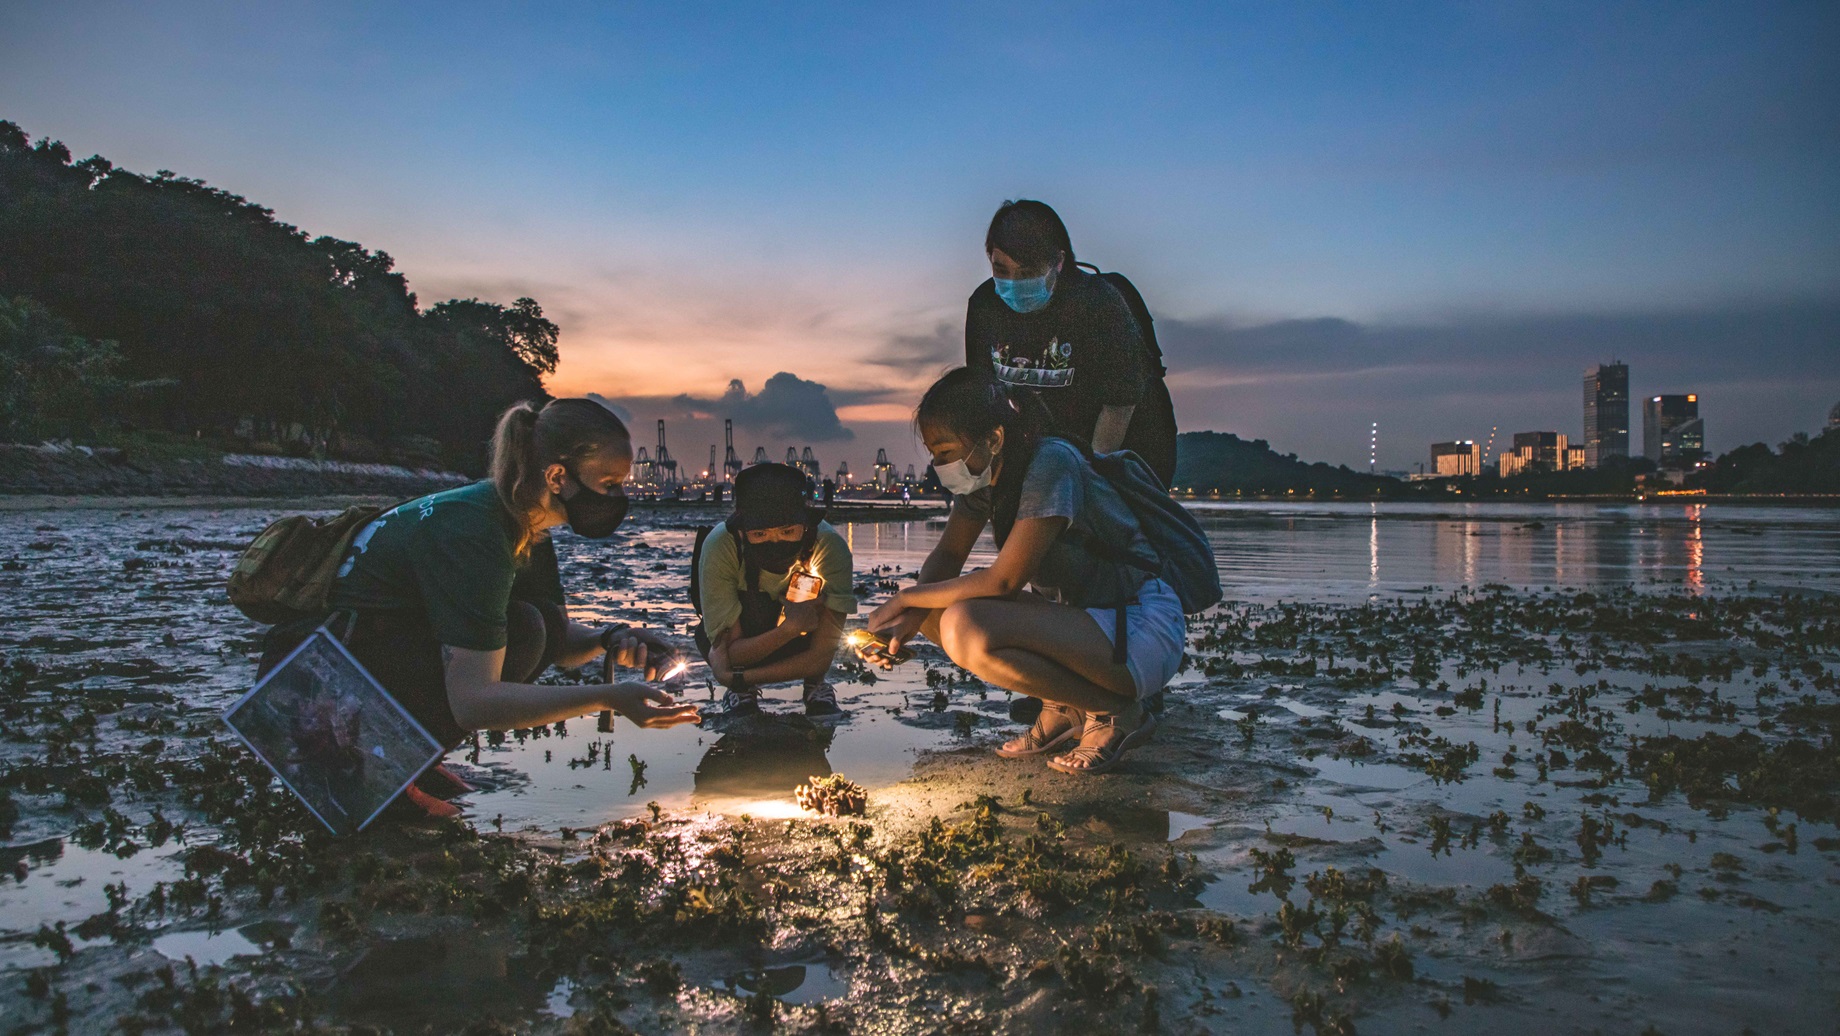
0,501,1836,1033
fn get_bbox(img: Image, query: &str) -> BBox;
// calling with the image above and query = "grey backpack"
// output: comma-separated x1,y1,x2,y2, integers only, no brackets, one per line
1062,447,1222,616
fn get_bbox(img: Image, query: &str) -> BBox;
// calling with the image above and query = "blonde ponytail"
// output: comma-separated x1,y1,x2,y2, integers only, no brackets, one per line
489,398,631,558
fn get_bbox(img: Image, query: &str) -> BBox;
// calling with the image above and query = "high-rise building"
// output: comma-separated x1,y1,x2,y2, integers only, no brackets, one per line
1430,441,1480,477
1515,431,1568,469
1498,431,1579,477
1644,394,1704,466
1582,362,1629,467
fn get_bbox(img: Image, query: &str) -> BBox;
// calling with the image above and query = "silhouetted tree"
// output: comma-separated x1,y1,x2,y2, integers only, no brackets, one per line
0,296,154,441
0,119,555,471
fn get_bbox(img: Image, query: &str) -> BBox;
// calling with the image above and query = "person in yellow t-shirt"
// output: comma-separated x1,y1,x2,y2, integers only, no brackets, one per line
691,463,856,718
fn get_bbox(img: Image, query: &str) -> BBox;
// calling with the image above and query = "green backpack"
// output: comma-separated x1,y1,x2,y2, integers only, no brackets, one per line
226,505,385,624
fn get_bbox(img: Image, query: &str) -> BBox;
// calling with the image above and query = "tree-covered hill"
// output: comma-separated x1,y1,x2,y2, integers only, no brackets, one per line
1690,427,1840,494
1173,430,1403,496
0,120,555,473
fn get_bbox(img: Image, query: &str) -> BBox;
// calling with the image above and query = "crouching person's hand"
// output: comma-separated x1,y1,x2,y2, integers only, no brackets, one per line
882,608,927,652
781,598,825,634
603,627,683,681
607,682,701,729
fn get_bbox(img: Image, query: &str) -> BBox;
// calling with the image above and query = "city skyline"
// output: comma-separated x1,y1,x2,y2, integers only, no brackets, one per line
1427,359,1720,478
4,3,1836,474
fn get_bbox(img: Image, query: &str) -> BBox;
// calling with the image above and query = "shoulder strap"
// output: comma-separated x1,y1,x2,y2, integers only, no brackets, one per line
689,525,715,615
1046,438,1162,574
1076,262,1166,374
725,514,765,593
1059,440,1162,572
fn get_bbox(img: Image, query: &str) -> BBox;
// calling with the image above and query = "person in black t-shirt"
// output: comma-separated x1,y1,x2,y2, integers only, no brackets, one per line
965,200,1172,475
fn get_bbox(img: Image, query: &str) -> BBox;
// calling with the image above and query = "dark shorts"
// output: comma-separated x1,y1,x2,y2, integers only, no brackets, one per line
259,601,567,748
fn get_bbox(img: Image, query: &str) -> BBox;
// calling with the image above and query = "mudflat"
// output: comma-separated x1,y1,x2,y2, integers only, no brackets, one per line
0,501,1835,1033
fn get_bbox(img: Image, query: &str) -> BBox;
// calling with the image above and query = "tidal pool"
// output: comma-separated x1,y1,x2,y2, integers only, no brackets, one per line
0,499,1836,1033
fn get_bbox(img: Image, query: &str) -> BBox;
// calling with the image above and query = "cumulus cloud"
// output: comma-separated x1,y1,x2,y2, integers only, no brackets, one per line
673,372,856,442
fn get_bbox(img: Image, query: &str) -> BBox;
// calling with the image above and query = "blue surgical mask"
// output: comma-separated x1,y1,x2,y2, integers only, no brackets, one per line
994,268,1055,313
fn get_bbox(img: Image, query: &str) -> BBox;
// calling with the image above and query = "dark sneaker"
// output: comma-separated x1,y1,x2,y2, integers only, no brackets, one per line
719,686,762,719
803,682,843,717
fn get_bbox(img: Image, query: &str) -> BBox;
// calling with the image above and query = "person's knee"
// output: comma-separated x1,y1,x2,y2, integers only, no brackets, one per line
918,608,944,646
704,648,733,686
937,601,992,664
802,647,840,681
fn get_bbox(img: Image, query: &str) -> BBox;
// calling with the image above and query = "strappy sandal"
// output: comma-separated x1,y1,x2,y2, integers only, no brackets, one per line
996,701,1085,758
1047,706,1158,776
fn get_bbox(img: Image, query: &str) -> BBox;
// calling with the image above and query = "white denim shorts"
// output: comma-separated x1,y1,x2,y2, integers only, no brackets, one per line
1087,577,1187,700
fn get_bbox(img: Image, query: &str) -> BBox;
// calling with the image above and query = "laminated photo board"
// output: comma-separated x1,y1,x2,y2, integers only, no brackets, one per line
223,628,443,835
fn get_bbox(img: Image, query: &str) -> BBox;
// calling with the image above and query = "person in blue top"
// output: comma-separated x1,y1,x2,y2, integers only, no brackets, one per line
318,398,700,815
865,368,1186,775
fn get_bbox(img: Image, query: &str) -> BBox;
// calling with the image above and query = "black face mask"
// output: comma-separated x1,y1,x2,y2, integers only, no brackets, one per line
745,537,804,574
562,476,628,539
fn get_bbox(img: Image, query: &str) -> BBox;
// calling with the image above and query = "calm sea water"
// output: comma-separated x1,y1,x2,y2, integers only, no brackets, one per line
841,499,1840,602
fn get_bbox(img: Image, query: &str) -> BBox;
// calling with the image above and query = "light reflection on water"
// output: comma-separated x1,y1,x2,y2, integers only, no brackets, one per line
1182,499,1840,601
1,500,1834,841
3,501,1839,981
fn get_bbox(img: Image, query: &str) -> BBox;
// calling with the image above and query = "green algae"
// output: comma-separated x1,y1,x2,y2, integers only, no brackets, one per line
2,507,1838,1032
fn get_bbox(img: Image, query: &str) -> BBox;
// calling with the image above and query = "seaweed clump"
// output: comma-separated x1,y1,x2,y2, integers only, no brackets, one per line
796,774,867,817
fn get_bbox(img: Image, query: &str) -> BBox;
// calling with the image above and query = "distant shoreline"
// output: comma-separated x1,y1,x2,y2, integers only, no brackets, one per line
0,492,949,524
1180,492,1840,507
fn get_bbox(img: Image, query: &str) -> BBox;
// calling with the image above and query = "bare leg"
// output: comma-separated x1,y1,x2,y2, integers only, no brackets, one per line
933,599,1136,714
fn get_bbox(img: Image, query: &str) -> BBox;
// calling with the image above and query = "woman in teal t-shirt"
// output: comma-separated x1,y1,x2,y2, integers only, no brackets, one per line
319,398,699,814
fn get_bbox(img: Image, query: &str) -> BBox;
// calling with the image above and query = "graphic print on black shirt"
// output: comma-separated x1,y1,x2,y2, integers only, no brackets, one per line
965,266,1147,448
990,335,1077,387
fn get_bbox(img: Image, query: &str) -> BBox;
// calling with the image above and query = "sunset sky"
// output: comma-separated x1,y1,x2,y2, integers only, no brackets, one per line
5,2,1836,475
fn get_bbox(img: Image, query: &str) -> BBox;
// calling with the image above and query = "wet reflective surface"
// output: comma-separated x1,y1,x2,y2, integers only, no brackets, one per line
1,499,1837,1032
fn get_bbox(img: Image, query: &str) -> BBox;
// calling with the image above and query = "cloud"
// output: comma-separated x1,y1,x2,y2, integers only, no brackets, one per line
583,393,633,422
867,320,960,376
1153,300,1840,468
1158,302,1840,383
672,371,856,443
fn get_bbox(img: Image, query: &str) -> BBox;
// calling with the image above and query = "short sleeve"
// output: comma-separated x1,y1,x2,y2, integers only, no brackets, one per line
1015,441,1085,523
410,520,516,651
697,526,745,642
952,488,993,521
1084,281,1147,407
812,526,857,615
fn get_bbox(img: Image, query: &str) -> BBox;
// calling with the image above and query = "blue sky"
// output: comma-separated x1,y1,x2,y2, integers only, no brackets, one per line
5,1,1836,473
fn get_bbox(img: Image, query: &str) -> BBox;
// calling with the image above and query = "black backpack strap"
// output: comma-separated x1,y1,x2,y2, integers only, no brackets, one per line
1078,263,1166,377
689,525,715,616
